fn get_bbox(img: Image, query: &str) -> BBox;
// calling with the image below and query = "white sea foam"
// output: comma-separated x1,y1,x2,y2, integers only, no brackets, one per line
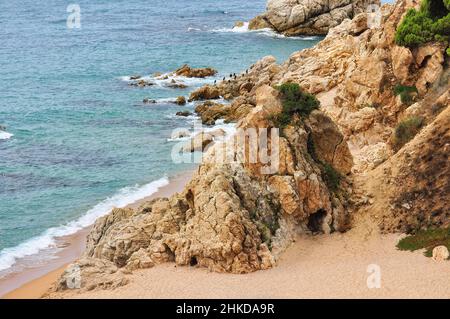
0,177,169,273
167,116,236,142
0,131,13,140
119,72,217,88
210,22,320,40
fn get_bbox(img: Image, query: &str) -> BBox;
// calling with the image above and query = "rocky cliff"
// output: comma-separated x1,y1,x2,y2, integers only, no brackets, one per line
52,0,449,293
54,84,353,291
249,0,378,35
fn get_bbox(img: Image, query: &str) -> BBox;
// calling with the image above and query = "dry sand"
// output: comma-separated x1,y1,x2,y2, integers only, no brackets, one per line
49,221,450,299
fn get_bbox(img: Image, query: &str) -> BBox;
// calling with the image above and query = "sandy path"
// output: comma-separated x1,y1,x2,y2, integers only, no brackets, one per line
50,227,450,299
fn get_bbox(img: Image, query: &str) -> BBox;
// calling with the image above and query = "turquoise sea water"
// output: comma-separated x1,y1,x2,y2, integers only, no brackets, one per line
0,0,320,275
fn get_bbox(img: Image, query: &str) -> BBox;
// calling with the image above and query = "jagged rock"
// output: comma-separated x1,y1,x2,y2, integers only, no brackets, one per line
176,111,192,117
175,64,217,78
234,21,245,28
415,44,445,95
432,246,450,262
189,85,221,101
175,96,187,105
208,128,226,138
392,45,413,84
143,98,157,104
129,75,141,80
195,101,229,125
166,82,188,89
182,132,214,152
248,15,272,30
171,129,190,140
130,80,154,87
306,110,353,174
55,258,129,292
126,248,155,271
250,0,377,36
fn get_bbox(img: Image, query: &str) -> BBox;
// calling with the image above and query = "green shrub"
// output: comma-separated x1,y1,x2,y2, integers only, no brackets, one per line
276,83,320,117
269,83,320,128
397,227,450,258
322,163,342,192
395,0,450,48
393,85,418,104
393,116,424,150
445,0,450,10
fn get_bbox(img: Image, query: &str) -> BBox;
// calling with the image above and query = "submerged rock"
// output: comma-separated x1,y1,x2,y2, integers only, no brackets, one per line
175,110,192,117
166,81,188,89
143,97,157,104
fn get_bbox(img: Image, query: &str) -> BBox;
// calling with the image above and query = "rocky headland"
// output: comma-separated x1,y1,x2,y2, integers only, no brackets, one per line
248,0,379,35
48,0,449,296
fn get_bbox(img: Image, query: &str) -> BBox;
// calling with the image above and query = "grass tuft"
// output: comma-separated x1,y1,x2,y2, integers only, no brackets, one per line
393,116,424,150
397,227,450,258
268,83,320,128
393,85,418,104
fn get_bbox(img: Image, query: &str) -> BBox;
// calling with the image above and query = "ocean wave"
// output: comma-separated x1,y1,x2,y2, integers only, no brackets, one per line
210,22,320,40
167,118,237,142
119,72,217,88
0,130,13,140
0,177,169,273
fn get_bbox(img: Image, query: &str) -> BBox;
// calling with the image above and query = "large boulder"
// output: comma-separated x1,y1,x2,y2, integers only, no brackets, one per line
195,101,230,125
174,64,217,78
249,0,377,36
182,132,214,152
189,85,221,101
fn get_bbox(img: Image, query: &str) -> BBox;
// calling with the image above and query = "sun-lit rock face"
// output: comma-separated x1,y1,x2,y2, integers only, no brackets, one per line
249,0,378,35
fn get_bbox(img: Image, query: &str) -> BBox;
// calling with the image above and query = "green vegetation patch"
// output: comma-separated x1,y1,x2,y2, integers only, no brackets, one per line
397,227,450,258
395,0,450,52
393,116,424,150
321,163,342,192
269,83,320,128
393,84,418,104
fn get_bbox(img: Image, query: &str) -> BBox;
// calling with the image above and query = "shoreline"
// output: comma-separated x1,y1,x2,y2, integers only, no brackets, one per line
1,169,195,299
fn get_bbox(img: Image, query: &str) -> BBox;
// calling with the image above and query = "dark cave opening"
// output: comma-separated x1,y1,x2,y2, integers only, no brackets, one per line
307,209,327,233
190,256,198,266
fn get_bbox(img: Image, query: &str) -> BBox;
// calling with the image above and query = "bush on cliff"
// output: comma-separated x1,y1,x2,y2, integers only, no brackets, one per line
395,0,450,51
322,163,342,192
269,83,320,128
393,84,418,104
393,116,424,150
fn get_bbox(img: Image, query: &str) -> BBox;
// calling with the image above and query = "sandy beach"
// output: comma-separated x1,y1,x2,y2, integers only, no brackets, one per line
1,170,195,299
3,167,450,299
45,228,450,299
